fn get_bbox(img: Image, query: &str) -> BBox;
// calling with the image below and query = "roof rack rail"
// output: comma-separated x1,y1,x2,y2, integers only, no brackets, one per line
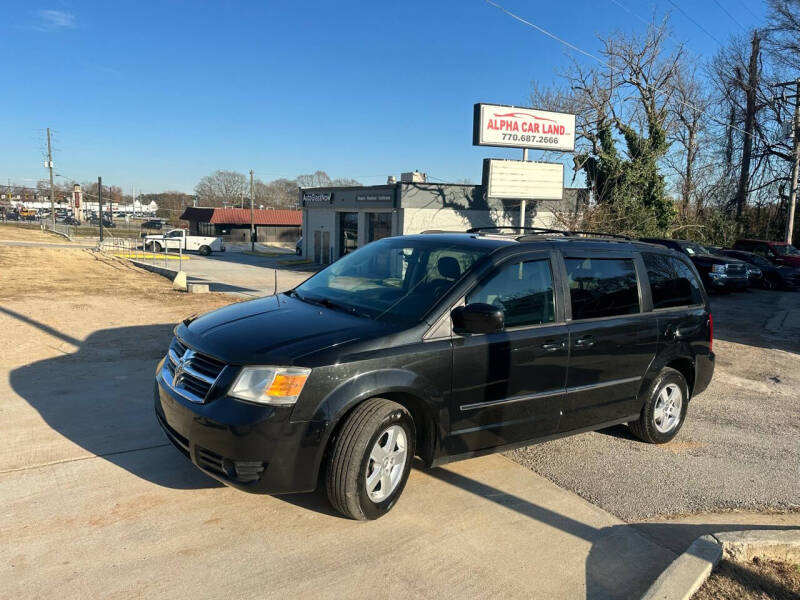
466,226,570,236
568,230,631,240
420,229,468,234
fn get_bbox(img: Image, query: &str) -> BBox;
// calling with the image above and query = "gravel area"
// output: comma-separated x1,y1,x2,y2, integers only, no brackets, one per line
508,289,800,522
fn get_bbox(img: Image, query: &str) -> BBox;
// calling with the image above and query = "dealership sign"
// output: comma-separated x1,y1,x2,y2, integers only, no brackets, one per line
302,192,332,205
473,103,575,152
482,159,564,201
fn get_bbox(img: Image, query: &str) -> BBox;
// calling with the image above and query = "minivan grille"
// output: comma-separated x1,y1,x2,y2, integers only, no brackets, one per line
165,338,226,403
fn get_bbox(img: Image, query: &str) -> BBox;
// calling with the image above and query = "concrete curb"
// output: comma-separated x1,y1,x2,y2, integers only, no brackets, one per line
641,529,800,600
129,259,178,281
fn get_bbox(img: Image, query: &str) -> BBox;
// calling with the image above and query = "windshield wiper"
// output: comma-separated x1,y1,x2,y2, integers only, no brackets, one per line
302,295,371,318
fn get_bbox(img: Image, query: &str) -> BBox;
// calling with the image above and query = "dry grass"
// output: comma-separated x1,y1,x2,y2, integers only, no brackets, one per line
694,557,800,600
0,245,232,312
0,223,66,243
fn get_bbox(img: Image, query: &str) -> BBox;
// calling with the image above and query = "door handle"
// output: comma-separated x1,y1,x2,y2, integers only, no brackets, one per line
574,335,595,348
540,340,565,352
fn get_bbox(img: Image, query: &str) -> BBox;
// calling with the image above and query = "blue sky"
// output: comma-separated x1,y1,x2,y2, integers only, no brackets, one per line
2,0,765,193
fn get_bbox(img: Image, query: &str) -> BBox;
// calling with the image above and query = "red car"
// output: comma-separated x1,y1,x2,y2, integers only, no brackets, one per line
733,239,800,268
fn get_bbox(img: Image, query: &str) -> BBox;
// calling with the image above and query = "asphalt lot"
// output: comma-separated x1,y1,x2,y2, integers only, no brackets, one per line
509,288,800,521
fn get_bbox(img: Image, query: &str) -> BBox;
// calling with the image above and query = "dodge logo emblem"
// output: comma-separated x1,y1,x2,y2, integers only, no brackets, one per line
173,349,195,387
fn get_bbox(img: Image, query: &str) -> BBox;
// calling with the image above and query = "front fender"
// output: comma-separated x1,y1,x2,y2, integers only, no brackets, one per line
303,368,446,480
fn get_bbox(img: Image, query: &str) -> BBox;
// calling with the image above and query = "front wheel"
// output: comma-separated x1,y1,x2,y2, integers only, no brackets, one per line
628,367,689,444
326,398,415,520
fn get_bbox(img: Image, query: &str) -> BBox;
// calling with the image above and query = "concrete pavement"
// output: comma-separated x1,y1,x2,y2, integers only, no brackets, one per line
0,296,678,600
167,247,316,297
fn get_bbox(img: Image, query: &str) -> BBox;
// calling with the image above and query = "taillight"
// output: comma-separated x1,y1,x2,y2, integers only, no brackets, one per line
708,314,713,352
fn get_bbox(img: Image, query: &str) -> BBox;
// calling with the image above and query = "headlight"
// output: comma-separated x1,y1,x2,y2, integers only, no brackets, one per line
229,366,311,406
711,264,727,274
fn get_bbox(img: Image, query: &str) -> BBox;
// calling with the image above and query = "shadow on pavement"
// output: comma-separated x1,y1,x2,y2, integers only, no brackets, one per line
5,307,221,491
7,306,799,599
423,465,800,600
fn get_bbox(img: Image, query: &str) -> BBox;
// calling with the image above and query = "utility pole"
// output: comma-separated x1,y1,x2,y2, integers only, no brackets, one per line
775,78,800,244
98,176,104,242
46,127,55,229
249,169,255,251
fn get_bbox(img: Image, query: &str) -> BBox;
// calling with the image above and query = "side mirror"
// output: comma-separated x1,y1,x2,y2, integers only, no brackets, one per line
452,303,504,334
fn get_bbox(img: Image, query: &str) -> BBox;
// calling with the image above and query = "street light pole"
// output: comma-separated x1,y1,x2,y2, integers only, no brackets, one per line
250,169,255,251
47,128,55,229
786,80,800,244
775,78,800,244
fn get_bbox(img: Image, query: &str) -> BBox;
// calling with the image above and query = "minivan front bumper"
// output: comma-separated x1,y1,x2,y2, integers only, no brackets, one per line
154,358,326,494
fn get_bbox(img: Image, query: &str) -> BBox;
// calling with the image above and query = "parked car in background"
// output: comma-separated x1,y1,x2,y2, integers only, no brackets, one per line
732,239,800,269
141,219,164,231
89,216,116,228
155,231,714,520
639,238,749,292
62,216,80,226
718,249,800,290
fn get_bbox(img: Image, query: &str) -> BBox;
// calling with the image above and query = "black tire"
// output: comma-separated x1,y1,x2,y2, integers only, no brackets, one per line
762,275,778,291
150,241,161,253
326,398,415,520
629,367,689,444
199,245,211,256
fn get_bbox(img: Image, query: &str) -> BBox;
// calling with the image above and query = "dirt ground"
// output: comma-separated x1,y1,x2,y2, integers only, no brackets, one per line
693,556,800,600
0,223,66,243
0,244,234,375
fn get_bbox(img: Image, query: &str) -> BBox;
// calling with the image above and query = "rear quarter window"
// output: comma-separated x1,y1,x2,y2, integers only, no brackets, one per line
643,253,704,309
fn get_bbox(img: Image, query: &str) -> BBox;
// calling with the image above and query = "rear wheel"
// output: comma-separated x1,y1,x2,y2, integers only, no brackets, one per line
762,275,778,291
199,245,211,256
149,241,161,253
629,367,688,444
326,398,415,520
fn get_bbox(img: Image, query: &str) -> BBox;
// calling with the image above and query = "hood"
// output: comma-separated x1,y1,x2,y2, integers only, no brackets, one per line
687,253,735,266
176,294,393,365
773,254,800,267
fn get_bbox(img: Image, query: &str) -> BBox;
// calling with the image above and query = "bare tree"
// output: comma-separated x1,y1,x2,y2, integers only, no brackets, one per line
666,65,713,215
531,18,683,234
194,170,247,206
296,171,332,188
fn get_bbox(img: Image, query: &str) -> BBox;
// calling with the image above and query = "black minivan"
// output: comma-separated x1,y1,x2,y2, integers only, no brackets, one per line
155,230,714,519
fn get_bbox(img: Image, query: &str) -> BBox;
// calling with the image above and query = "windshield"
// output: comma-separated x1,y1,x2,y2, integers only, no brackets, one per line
679,242,709,257
294,237,491,325
773,244,800,256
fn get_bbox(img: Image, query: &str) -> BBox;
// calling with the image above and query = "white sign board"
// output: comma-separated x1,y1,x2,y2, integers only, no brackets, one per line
483,159,564,201
473,103,575,151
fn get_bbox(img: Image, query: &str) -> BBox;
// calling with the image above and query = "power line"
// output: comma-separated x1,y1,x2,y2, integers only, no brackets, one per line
482,0,769,145
665,0,725,47
710,0,746,31
606,0,756,98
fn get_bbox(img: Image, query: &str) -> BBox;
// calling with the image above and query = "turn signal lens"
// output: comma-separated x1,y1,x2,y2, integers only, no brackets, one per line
266,373,308,398
229,366,311,406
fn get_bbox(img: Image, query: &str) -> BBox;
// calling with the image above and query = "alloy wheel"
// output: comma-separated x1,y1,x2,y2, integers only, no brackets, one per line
653,383,683,433
365,425,407,503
